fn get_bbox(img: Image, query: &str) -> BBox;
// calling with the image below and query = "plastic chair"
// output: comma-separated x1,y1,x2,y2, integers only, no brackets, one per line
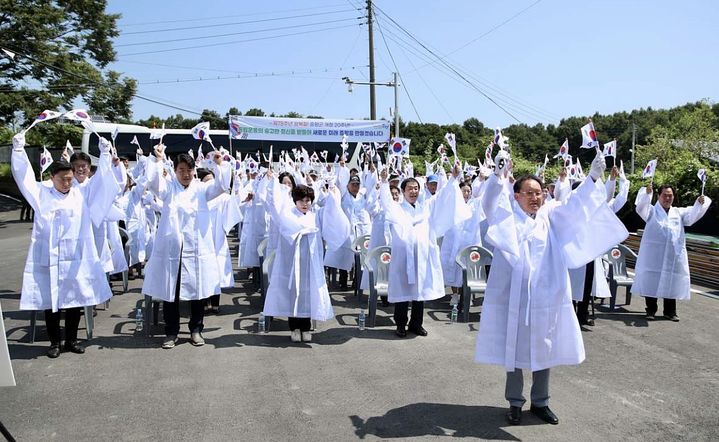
455,245,493,323
143,294,160,337
257,237,269,296
262,250,276,331
605,244,637,309
29,306,94,342
352,234,371,300
362,246,391,327
118,227,131,294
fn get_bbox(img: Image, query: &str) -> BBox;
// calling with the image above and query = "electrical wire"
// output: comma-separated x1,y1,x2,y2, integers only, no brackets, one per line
119,23,362,56
117,16,362,47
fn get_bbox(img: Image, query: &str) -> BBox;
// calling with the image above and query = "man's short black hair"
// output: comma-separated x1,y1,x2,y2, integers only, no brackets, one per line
70,152,91,164
291,184,315,203
657,184,675,195
49,160,73,176
400,177,419,192
459,180,471,189
513,175,544,193
278,172,296,189
196,168,214,181
174,153,195,170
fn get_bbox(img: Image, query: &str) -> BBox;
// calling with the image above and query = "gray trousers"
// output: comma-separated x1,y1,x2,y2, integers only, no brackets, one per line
505,368,550,407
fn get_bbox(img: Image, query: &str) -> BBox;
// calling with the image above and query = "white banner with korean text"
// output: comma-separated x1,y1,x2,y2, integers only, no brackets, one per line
229,115,390,143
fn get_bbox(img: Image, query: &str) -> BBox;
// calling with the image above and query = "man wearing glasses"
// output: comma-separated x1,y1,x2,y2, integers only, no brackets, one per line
475,149,628,426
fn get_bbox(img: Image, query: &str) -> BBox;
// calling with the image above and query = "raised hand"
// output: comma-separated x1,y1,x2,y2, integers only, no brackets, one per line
12,132,26,151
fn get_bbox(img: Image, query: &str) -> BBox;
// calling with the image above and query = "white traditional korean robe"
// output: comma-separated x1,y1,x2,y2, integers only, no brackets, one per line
238,178,269,268
360,182,393,290
12,145,118,312
208,191,242,288
141,157,230,302
262,179,349,320
380,176,471,303
568,176,631,301
631,189,711,300
440,192,487,288
475,174,628,372
324,167,373,271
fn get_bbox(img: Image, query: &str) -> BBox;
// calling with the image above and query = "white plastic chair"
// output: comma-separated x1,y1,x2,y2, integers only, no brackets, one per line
455,245,493,323
362,246,391,327
352,234,371,300
605,244,637,309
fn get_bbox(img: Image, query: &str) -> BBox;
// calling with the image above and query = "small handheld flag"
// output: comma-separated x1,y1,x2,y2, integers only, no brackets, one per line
494,127,509,150
602,140,617,158
26,110,62,132
554,138,569,159
40,147,53,173
698,168,707,195
580,122,599,149
642,159,657,179
389,137,411,157
191,121,212,142
65,140,74,156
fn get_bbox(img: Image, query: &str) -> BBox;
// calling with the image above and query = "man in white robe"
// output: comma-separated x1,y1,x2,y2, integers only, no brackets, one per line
475,150,628,425
11,133,118,358
632,183,711,321
142,147,230,348
378,163,471,337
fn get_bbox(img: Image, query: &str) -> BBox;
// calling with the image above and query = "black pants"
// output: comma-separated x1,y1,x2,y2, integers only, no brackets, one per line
163,263,204,336
288,317,312,332
394,301,424,329
44,307,82,345
576,262,594,324
645,297,676,317
339,269,348,287
207,294,220,307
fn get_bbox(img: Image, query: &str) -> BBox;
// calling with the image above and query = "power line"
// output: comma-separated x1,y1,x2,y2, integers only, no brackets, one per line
373,14,422,123
116,17,363,47
119,3,352,27
119,8,358,37
119,23,362,56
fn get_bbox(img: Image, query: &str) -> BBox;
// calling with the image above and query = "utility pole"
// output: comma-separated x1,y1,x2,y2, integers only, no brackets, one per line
631,122,636,174
367,0,376,120
393,71,399,138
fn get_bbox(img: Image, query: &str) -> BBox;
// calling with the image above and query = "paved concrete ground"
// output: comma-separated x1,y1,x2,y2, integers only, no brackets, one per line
1,209,718,441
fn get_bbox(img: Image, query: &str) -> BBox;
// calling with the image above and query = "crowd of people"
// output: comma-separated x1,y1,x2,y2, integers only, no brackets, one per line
9,131,711,425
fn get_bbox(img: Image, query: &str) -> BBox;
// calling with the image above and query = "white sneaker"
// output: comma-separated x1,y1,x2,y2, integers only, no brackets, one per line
290,329,301,342
190,332,205,346
301,331,312,342
162,335,178,349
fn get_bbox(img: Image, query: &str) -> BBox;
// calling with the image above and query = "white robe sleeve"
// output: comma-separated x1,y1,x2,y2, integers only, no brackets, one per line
10,147,42,212
87,147,123,227
481,174,521,267
428,176,471,238
551,178,629,269
321,187,351,251
553,178,571,202
635,187,653,222
609,178,630,213
336,165,350,197
679,197,712,226
604,178,616,203
204,162,230,202
146,156,168,200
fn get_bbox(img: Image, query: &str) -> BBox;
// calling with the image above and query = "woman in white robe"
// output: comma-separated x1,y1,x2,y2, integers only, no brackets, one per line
238,174,269,285
475,150,628,425
11,133,118,357
378,163,471,337
262,170,349,342
631,183,711,320
141,148,230,348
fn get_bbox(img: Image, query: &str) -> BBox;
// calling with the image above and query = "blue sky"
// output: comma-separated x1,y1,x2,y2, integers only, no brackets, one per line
107,0,719,128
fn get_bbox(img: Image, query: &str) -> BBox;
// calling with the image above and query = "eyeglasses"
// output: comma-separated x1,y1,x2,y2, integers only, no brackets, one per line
518,191,543,198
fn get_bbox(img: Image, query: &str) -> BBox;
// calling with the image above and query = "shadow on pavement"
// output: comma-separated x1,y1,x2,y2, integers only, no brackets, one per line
349,402,543,439
594,310,650,328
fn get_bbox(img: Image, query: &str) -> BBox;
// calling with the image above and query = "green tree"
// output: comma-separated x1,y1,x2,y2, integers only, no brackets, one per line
245,108,266,117
0,0,134,124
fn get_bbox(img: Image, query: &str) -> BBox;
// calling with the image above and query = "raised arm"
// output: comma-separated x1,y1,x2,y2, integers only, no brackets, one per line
634,184,653,222
10,133,42,212
680,195,711,226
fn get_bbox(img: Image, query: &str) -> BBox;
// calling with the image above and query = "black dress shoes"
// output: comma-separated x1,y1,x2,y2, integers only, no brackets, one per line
530,405,559,424
395,326,407,338
408,326,428,336
506,406,521,425
64,340,85,354
47,344,61,359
